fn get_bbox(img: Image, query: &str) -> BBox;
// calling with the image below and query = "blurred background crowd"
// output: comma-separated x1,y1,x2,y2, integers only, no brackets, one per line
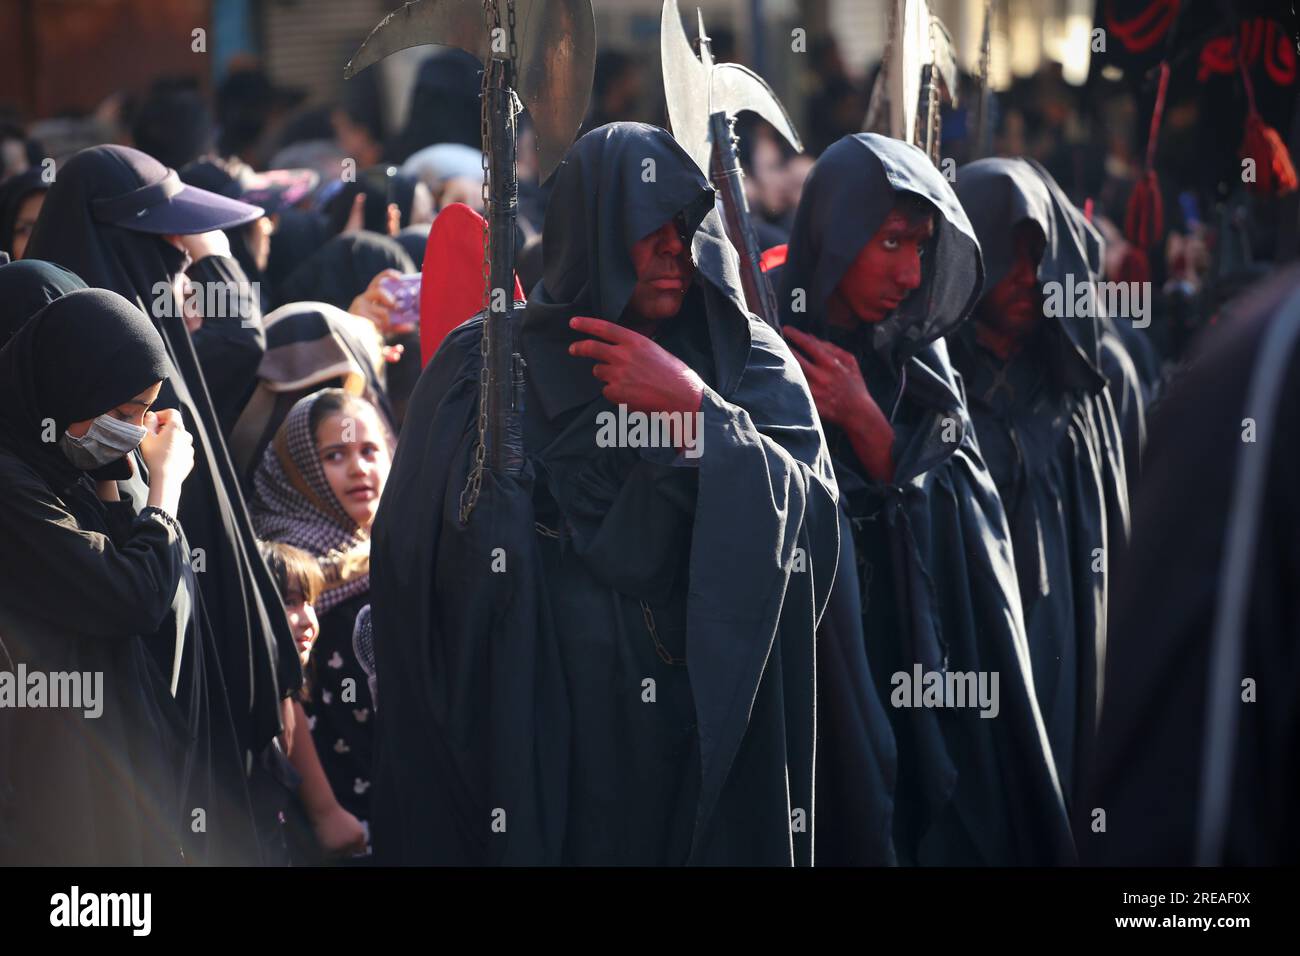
2,0,1295,368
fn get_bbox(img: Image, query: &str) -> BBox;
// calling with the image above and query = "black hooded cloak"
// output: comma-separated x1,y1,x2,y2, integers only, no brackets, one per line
780,134,1074,866
948,157,1131,807
275,231,415,312
368,122,840,865
24,146,299,863
1083,263,1300,865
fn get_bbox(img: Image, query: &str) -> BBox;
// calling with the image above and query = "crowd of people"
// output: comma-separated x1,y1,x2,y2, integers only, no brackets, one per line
0,27,1294,866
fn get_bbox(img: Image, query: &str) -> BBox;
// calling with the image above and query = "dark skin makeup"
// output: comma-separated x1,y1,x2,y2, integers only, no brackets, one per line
568,216,706,429
974,220,1046,360
785,204,937,483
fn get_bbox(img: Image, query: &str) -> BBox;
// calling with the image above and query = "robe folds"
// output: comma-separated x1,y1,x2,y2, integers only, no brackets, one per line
368,123,840,865
780,134,1074,866
951,157,1132,807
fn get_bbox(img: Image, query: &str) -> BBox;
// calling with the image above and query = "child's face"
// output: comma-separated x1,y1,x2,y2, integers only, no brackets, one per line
315,404,391,531
286,592,319,665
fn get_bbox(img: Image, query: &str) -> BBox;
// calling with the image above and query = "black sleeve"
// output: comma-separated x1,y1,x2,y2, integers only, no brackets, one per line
187,254,266,437
0,465,186,640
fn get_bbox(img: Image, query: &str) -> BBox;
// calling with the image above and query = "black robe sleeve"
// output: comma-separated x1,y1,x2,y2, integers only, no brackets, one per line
0,462,183,640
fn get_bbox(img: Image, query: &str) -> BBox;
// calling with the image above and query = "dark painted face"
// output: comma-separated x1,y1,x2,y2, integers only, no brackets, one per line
980,220,1045,338
834,208,933,323
622,217,694,330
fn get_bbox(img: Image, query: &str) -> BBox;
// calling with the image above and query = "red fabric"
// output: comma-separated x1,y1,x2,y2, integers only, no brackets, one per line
1124,62,1169,250
1105,0,1179,55
759,243,787,273
418,203,525,367
1115,245,1151,288
1240,112,1298,196
1124,170,1164,251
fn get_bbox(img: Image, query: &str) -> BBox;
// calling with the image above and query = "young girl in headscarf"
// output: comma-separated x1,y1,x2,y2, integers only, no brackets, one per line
251,389,392,841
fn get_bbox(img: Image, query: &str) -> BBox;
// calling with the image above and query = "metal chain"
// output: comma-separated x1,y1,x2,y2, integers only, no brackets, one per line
927,16,941,165
641,601,686,666
459,0,506,524
535,518,684,666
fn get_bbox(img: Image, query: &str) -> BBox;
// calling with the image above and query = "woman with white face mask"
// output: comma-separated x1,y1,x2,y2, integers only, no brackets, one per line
0,287,201,865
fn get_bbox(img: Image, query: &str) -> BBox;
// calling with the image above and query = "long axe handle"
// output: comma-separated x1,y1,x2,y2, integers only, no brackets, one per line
708,112,780,329
484,55,523,474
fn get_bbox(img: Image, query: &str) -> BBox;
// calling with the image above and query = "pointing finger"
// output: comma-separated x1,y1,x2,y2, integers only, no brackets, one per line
569,315,636,344
569,338,620,363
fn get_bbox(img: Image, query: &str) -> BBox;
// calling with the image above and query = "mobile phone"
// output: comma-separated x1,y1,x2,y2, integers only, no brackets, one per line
379,272,422,331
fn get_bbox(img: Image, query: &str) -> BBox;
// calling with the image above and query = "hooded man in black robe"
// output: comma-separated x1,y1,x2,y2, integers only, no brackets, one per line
368,122,840,865
947,158,1131,809
24,145,300,864
1083,263,1300,865
779,133,1074,866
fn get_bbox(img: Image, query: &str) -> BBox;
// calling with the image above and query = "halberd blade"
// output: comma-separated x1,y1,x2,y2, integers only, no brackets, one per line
345,0,595,182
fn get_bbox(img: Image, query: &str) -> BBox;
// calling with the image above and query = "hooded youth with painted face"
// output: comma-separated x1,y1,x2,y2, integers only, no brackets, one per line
949,157,1131,810
779,133,1074,866
368,122,840,865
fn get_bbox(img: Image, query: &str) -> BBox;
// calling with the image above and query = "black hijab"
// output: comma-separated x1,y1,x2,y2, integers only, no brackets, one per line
779,133,982,369
23,143,300,767
395,49,482,161
265,207,330,304
276,231,414,311
322,167,420,237
23,146,194,311
0,258,85,349
0,288,168,490
0,167,46,256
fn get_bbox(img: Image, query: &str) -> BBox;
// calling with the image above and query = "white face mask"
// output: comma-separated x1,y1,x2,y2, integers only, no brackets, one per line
58,414,148,470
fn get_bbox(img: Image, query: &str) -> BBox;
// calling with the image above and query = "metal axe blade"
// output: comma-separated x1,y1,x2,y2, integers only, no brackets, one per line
711,63,803,155
661,0,712,175
661,0,801,177
344,0,595,182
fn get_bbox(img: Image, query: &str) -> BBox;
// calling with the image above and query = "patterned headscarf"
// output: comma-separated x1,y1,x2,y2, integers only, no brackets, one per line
251,390,386,613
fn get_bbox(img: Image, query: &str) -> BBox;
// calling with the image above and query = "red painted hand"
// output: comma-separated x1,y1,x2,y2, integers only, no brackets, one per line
568,315,705,417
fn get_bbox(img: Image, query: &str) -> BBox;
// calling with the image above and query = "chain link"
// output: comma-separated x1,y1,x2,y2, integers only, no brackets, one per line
459,0,511,523
641,601,686,666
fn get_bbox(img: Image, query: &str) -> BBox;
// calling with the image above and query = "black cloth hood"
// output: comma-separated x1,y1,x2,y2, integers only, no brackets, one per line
0,288,168,488
520,121,752,419
0,258,86,348
956,156,1105,367
779,133,983,368
25,145,188,311
276,231,414,312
